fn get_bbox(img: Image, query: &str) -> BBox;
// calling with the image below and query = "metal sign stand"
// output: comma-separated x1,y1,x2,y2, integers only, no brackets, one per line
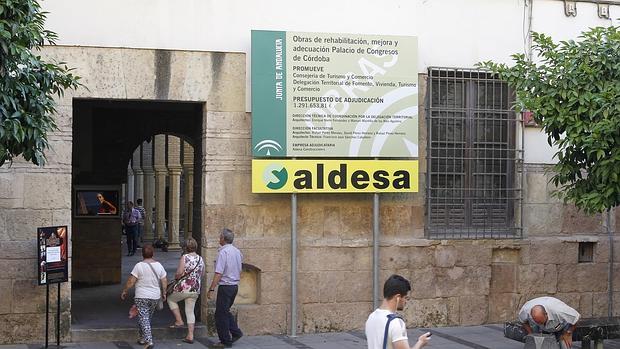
43,282,62,348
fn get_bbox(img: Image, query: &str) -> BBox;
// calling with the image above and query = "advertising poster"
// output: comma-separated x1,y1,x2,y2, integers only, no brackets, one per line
252,159,418,193
74,190,119,217
37,226,69,285
252,30,418,158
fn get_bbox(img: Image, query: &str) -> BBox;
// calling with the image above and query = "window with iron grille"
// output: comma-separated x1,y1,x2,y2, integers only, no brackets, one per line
426,68,522,239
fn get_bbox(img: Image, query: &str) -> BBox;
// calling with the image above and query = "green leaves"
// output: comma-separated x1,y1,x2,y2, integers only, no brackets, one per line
0,0,81,167
480,26,620,214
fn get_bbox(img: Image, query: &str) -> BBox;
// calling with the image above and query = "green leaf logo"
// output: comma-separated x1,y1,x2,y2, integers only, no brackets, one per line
263,164,288,190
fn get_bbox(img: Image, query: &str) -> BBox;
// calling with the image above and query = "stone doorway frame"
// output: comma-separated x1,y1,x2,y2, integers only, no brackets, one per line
40,45,246,339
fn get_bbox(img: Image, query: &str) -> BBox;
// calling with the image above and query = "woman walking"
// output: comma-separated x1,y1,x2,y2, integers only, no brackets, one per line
121,245,167,349
167,237,205,344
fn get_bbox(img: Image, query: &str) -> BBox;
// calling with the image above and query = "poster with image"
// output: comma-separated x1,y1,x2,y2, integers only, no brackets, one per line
252,30,418,158
37,226,69,285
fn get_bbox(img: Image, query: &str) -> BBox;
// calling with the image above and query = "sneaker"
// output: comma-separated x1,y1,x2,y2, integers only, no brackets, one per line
231,334,243,343
137,339,147,345
209,343,232,348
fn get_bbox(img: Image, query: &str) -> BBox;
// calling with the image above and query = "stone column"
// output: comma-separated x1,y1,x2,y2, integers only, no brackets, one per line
182,141,194,239
142,140,155,241
167,136,182,250
126,163,134,203
132,146,144,203
154,135,167,240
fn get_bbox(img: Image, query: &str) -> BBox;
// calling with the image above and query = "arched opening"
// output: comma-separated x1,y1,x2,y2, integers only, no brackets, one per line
70,99,204,338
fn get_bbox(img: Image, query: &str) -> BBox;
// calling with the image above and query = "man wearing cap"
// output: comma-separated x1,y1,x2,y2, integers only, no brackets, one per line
518,296,580,349
207,228,243,348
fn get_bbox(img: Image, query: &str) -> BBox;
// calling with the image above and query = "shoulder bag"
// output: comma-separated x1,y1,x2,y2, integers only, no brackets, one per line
166,255,203,296
145,262,165,310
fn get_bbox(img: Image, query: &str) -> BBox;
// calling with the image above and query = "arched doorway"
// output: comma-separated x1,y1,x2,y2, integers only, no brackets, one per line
70,99,204,338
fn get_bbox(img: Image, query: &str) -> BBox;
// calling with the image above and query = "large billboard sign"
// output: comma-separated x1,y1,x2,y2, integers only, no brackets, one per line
252,159,418,193
252,30,418,158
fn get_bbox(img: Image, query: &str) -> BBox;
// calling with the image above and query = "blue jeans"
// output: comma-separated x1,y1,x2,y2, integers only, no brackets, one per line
215,285,242,344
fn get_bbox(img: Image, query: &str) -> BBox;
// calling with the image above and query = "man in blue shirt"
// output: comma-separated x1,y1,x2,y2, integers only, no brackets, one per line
207,228,243,348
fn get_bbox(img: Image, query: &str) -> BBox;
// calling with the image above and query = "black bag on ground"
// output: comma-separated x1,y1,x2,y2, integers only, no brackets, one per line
504,321,528,342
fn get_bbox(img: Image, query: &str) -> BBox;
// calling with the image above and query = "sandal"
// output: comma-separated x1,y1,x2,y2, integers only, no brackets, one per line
169,322,184,328
182,338,194,344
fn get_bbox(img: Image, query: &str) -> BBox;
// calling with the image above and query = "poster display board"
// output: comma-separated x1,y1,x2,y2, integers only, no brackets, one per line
252,159,418,193
37,226,69,285
74,189,120,217
252,30,418,158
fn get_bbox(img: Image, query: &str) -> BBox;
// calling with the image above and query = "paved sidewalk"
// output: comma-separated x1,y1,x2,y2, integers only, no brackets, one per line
4,325,620,349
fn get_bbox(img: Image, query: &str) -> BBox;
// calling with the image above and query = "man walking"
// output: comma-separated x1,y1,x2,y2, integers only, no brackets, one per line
135,198,146,247
122,201,141,256
518,296,580,349
365,275,431,349
208,228,243,348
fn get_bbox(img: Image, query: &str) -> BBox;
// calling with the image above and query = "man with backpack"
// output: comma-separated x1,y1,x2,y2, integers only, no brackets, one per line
365,275,431,349
123,201,141,256
135,198,147,247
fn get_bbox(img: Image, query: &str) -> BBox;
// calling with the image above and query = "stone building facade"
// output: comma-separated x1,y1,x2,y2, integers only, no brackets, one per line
0,45,618,344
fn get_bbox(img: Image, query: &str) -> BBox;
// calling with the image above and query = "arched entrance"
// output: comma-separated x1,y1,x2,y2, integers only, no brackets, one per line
70,99,204,338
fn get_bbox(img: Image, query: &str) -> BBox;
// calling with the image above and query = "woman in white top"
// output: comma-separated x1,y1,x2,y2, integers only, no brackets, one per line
121,245,167,349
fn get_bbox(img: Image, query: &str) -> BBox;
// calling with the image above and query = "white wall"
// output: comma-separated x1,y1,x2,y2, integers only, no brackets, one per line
41,0,619,163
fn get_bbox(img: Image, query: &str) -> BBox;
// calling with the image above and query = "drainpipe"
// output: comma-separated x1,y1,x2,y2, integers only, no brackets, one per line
373,193,380,310
291,193,298,336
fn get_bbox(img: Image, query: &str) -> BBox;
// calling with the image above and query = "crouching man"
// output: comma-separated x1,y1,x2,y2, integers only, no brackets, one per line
518,296,580,349
365,275,431,349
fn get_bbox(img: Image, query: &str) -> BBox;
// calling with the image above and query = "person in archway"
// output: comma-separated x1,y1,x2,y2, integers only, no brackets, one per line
135,199,147,247
97,192,117,215
123,201,141,256
167,237,205,344
121,244,167,349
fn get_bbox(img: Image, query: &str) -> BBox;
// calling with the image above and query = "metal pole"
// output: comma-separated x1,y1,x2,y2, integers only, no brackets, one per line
56,282,61,347
608,209,614,318
45,283,49,349
373,193,380,309
291,193,297,337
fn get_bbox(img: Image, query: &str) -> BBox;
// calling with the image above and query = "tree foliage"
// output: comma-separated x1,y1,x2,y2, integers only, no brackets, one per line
0,0,80,166
481,26,620,214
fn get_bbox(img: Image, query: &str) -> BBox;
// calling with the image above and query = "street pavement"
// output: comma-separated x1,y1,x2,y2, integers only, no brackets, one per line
4,325,620,349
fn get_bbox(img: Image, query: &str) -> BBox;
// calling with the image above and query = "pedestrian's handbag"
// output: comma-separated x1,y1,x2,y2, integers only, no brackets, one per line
166,256,202,296
145,262,165,310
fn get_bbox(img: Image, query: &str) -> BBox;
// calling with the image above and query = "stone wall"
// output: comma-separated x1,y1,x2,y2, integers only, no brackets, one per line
0,46,245,344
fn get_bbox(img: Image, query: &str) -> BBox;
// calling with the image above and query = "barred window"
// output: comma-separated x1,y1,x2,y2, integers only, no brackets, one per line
426,68,522,239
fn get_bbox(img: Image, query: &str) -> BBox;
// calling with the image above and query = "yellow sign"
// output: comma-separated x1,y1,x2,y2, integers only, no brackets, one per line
252,159,418,193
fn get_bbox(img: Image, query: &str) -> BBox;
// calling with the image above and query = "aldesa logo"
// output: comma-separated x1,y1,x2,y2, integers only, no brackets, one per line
252,160,418,193
263,163,288,190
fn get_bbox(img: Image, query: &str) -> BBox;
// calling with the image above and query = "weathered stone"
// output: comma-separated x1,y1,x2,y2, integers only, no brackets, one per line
380,246,411,269
298,272,321,304
435,266,490,297
488,293,520,323
491,264,517,293
460,295,488,325
404,297,459,327
23,173,71,210
592,291,610,317
237,304,288,335
409,247,434,268
301,302,372,332
12,279,47,313
554,293,580,311
522,204,563,236
242,248,283,272
410,267,436,299
298,247,356,272
0,240,36,259
0,313,46,344
380,205,414,237
2,259,37,280
561,205,603,234
492,247,521,264
318,271,372,303
526,240,575,265
579,293,593,318
517,264,557,294
258,271,289,304
0,280,11,314
0,173,24,209
455,242,493,266
557,263,608,293
434,245,457,267
525,172,552,204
